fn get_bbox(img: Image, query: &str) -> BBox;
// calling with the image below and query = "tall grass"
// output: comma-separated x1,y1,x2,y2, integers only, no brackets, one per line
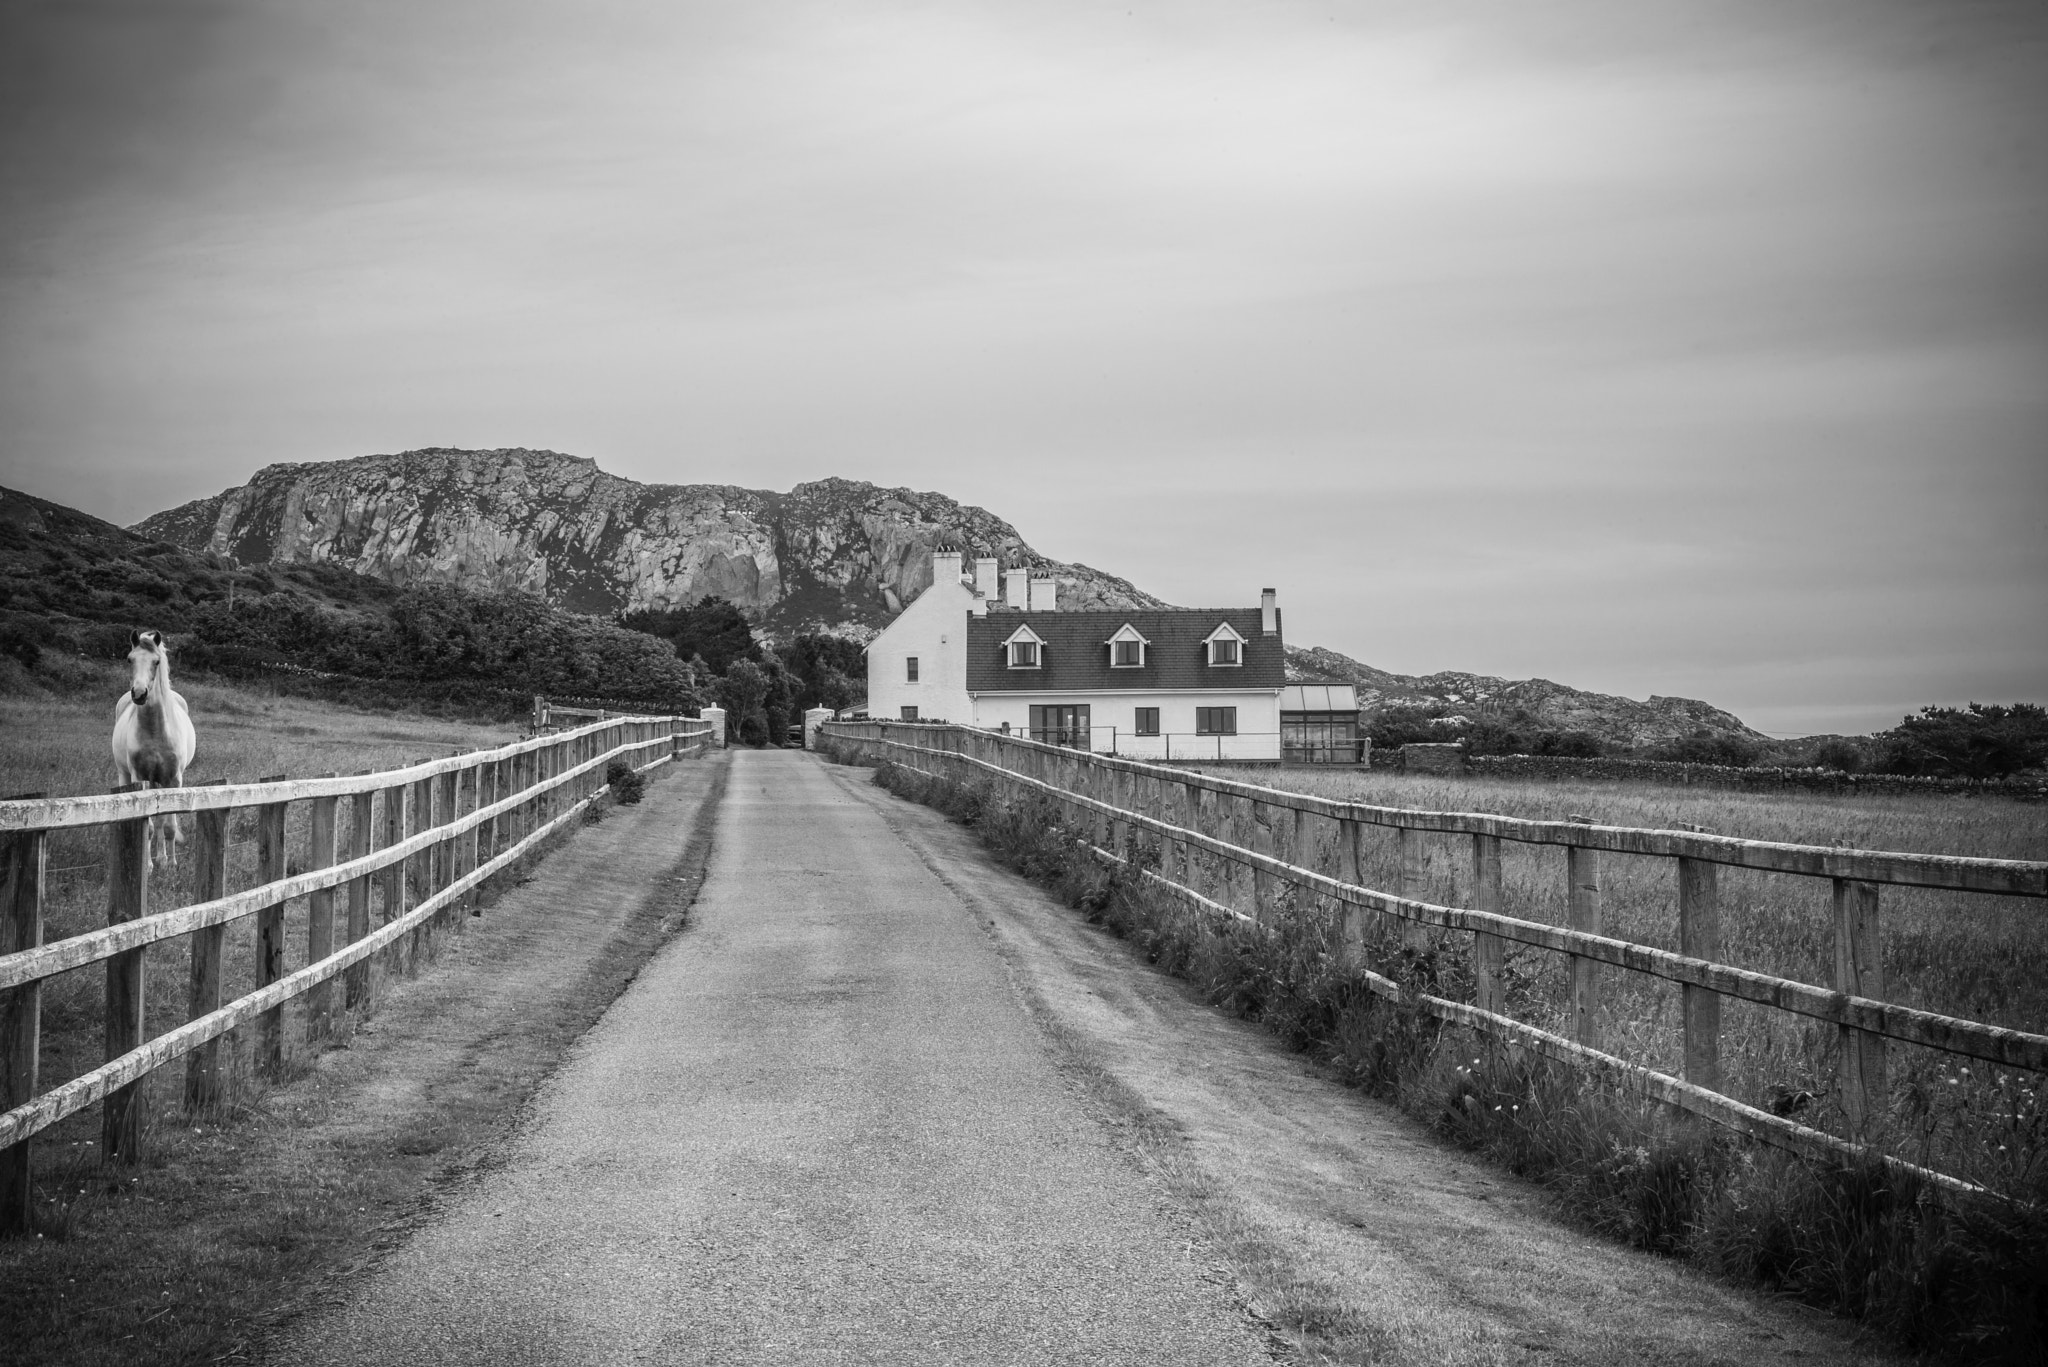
830,742,2048,1362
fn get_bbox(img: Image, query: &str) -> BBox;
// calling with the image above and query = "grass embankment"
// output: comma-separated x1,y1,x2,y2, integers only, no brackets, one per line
829,744,2048,1363
0,669,727,1365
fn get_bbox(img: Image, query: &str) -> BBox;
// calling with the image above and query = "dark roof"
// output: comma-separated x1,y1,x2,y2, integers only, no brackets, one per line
966,608,1284,693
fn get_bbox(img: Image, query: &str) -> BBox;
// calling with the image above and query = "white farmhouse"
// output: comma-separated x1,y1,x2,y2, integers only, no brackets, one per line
864,548,1287,760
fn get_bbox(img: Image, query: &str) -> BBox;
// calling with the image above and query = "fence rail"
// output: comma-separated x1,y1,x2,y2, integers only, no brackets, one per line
0,713,712,1230
823,720,2048,1198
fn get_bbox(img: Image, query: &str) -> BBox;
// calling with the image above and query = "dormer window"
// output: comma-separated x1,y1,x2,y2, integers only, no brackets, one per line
1004,624,1045,669
1204,622,1246,667
1106,623,1150,668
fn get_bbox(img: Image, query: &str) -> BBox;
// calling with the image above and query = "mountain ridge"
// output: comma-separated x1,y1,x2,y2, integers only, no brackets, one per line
133,448,1771,747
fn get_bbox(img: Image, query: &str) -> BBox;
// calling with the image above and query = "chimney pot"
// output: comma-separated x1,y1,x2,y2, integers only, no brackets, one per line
1004,567,1029,608
1029,573,1058,613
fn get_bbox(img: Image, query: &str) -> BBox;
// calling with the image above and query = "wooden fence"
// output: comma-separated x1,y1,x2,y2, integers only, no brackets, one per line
0,713,712,1230
823,721,2048,1197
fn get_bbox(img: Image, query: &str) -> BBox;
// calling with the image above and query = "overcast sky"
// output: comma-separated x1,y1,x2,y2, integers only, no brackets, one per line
1,1,2042,736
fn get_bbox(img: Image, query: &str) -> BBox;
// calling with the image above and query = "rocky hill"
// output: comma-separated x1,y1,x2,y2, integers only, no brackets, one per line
136,449,1165,638
133,448,1773,748
1285,645,1771,748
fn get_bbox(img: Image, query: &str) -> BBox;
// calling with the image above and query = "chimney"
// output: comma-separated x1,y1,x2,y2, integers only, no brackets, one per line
1029,573,1058,612
1261,587,1278,636
1005,567,1029,608
932,546,963,589
975,557,999,598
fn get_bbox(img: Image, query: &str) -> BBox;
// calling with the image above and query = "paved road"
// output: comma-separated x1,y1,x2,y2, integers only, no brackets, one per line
281,749,1272,1366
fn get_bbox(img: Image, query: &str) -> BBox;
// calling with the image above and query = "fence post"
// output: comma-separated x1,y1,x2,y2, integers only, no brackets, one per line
1566,816,1602,1050
435,767,458,929
179,789,231,1111
1250,800,1275,924
1177,781,1201,895
104,784,150,1161
1471,833,1505,1016
345,784,374,1010
254,784,288,1078
2,824,46,1229
1337,817,1365,966
1679,850,1720,1094
460,760,481,916
1396,825,1429,951
408,770,433,956
305,786,339,1044
1834,878,1885,1137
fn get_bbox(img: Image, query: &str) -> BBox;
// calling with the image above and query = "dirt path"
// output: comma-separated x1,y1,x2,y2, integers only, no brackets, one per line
820,758,1904,1367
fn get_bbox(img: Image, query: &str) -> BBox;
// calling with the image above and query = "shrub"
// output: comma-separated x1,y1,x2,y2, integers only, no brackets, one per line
604,758,645,804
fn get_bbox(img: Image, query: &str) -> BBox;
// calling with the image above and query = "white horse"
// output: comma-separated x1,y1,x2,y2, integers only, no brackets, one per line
111,629,197,869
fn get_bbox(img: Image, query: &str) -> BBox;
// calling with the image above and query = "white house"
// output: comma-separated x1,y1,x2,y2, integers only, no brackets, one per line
865,548,1287,760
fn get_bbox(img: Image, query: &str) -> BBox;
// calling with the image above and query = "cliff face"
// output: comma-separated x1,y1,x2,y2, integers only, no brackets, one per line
1285,645,1770,748
134,449,1165,637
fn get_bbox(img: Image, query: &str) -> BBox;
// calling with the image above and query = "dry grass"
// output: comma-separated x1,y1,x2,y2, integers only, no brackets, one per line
1197,766,2048,1196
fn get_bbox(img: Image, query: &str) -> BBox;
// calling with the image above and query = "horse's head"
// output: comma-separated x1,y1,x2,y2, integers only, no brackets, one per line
127,629,166,704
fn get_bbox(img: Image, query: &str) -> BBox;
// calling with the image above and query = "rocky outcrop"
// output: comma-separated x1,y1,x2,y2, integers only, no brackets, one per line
1285,644,1769,748
134,449,1165,637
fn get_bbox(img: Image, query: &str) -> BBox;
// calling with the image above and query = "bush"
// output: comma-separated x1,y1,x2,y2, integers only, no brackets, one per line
604,758,645,805
1648,730,1761,768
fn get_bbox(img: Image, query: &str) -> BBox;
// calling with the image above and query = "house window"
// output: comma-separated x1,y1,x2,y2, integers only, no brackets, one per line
1010,640,1039,668
1134,707,1160,736
906,656,919,682
1209,637,1240,666
900,706,919,721
1196,706,1237,735
1112,639,1142,667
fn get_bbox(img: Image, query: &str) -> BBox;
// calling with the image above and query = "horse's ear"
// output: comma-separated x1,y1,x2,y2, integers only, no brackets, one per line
131,629,142,646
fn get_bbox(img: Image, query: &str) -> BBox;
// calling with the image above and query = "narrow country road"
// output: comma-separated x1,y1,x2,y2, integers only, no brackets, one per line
277,749,1273,1366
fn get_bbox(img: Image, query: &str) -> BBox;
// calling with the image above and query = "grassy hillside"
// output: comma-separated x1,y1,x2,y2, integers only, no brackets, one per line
0,485,697,719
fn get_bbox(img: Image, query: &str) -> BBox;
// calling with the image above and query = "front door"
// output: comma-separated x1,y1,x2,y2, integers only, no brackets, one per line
1029,704,1092,749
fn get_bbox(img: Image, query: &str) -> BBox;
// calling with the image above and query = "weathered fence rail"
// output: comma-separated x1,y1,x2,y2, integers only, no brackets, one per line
0,713,711,1230
823,721,2048,1198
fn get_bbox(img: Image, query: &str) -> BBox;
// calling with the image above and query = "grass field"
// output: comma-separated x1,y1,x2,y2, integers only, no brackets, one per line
1,659,518,1152
1195,765,2048,1193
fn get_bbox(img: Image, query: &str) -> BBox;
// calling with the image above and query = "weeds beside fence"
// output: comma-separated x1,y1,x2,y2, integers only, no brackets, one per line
823,720,2048,1360
0,714,713,1231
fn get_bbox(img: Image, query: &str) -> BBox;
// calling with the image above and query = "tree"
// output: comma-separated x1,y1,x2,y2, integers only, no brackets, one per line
775,633,867,712
718,659,772,747
619,597,760,675
1808,738,1865,773
1875,703,2048,779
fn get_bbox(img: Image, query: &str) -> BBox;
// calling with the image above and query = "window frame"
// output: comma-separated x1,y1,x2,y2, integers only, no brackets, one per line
900,705,919,722
905,656,919,683
1133,706,1161,736
1003,625,1045,670
1203,622,1246,668
1105,623,1150,669
1195,706,1238,736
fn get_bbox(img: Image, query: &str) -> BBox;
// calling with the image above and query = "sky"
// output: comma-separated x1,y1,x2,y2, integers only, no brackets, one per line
1,0,2043,737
